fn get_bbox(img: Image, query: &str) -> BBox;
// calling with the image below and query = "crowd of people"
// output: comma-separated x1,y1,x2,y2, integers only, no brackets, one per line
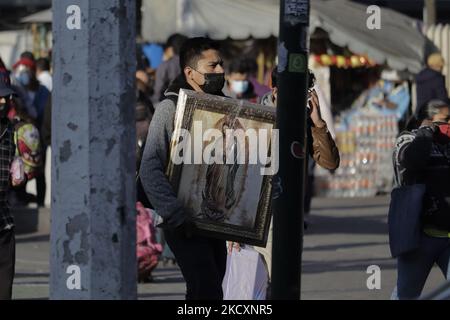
137,38,450,300
137,36,340,300
0,51,51,299
389,52,450,300
1,31,450,301
0,53,50,208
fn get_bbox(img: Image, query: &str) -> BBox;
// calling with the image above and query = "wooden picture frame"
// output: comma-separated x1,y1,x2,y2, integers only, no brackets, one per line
166,89,276,247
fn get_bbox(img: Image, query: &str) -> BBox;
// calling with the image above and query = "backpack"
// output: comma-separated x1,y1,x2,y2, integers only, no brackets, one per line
136,201,163,282
13,121,42,180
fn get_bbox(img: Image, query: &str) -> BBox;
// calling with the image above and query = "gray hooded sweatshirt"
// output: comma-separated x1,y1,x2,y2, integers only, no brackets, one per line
139,75,224,229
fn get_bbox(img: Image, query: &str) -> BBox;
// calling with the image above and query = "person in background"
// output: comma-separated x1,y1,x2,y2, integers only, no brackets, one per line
135,97,154,210
12,56,49,128
140,37,227,300
136,47,155,101
35,57,52,206
36,58,52,92
241,58,271,100
0,73,26,300
136,72,154,117
223,58,258,103
227,67,340,299
41,96,51,148
11,56,49,206
19,51,35,63
372,69,411,130
308,55,336,138
391,99,450,300
415,53,449,120
136,99,153,171
0,61,36,121
151,33,187,104
1,61,32,207
344,68,410,131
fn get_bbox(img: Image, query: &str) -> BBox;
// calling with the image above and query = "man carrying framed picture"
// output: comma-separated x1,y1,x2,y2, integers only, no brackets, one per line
139,37,227,300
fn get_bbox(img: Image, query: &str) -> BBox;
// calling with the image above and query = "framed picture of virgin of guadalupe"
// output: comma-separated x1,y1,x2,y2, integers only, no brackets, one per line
166,89,277,247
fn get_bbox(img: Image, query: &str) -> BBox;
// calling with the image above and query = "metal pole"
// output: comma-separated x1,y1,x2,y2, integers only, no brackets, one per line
424,0,436,29
50,0,137,299
271,0,310,300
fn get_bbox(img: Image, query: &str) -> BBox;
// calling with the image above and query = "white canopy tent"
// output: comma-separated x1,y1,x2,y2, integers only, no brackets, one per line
141,0,279,42
18,1,432,73
20,8,52,23
142,0,431,73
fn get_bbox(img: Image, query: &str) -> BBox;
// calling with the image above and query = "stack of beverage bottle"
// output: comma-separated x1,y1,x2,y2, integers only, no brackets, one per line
315,113,398,198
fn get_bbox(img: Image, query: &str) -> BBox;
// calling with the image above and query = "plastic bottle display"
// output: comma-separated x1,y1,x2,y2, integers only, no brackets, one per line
315,114,398,198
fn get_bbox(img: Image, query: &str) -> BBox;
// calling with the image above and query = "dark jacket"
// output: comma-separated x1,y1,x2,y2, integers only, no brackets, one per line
151,56,181,104
41,95,51,147
261,92,340,171
415,68,449,118
394,126,450,230
0,118,15,232
140,75,221,229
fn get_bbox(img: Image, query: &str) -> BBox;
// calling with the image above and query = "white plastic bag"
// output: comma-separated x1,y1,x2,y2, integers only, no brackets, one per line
10,156,25,186
222,246,269,300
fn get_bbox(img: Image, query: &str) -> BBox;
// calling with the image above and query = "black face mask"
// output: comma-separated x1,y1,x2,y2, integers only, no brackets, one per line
194,70,225,94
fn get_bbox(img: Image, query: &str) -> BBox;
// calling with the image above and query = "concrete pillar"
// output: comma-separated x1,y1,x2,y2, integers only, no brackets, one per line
50,0,137,299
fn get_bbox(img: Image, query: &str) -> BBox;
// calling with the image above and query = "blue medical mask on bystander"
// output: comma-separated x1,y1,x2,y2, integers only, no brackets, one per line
230,80,249,95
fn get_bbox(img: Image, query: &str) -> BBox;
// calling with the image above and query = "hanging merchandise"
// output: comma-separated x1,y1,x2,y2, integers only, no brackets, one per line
312,54,377,69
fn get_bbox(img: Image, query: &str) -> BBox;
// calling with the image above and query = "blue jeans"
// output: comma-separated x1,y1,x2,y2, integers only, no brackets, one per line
392,234,450,300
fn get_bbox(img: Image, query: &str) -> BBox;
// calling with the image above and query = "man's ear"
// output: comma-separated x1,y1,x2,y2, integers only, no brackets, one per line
184,66,194,81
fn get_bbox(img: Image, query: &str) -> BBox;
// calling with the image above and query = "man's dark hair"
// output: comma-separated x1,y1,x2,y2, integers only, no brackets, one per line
179,37,221,71
242,58,258,76
228,58,249,75
166,33,188,56
20,51,35,62
36,58,51,71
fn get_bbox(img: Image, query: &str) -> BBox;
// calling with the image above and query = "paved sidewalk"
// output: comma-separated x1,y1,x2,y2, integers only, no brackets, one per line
12,196,447,300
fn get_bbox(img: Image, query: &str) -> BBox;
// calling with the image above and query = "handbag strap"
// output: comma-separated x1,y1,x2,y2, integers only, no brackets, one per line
435,143,450,165
393,148,406,187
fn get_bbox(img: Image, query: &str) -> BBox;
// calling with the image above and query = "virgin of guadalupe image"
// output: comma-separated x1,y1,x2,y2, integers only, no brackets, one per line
199,114,249,224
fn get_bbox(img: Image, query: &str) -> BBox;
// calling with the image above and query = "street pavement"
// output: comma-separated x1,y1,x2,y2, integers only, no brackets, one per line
12,196,446,300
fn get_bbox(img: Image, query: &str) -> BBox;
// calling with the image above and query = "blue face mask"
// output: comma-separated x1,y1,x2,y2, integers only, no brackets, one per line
16,72,30,87
230,80,249,95
383,80,394,93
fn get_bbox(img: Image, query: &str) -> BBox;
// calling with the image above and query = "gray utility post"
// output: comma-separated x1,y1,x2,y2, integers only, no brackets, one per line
50,0,137,299
272,0,310,300
424,0,437,29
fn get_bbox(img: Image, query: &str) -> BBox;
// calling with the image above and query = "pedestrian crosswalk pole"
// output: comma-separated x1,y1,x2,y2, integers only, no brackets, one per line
272,0,310,300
